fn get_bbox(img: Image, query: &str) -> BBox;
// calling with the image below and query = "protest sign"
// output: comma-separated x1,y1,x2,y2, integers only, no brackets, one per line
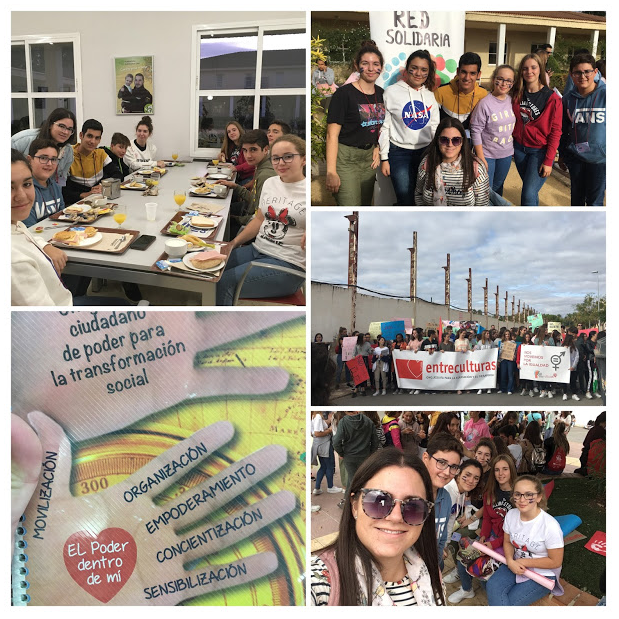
393,318,414,335
578,328,598,337
393,348,498,390
547,321,561,333
584,531,606,556
381,320,406,341
519,345,570,383
342,336,357,362
441,320,461,333
346,355,370,386
368,322,382,340
426,322,439,332
527,313,544,329
500,341,517,361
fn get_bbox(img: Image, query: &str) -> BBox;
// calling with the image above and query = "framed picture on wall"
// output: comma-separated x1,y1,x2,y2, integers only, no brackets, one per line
114,56,154,114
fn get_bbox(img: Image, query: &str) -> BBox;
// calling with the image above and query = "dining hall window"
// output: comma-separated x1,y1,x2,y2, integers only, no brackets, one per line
190,19,306,155
11,34,82,136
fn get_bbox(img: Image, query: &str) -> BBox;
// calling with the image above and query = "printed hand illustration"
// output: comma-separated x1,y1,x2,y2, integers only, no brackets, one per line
17,413,294,605
12,312,301,442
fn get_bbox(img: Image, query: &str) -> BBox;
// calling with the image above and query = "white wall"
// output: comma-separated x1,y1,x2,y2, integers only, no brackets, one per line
12,11,304,157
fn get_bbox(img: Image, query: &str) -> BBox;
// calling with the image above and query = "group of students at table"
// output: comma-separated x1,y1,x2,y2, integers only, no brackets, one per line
323,41,605,206
10,108,306,306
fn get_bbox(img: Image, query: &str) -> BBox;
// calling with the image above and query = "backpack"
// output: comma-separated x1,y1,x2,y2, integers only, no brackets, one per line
547,447,566,472
531,445,546,472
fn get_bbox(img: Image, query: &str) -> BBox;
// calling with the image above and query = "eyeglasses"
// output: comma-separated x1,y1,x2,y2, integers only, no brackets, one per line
438,136,463,147
512,491,539,502
33,155,59,165
431,456,461,475
271,153,302,165
572,69,595,78
494,77,514,86
53,122,74,134
358,488,434,526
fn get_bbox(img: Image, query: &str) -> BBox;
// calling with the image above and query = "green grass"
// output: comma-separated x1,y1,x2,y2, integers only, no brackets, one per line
547,477,605,598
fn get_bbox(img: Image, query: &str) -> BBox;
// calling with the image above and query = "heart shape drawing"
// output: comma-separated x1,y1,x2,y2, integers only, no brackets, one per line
396,358,423,381
63,528,137,603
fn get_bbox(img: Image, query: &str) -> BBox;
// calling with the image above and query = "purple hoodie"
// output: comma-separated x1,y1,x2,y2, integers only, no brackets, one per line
470,93,516,160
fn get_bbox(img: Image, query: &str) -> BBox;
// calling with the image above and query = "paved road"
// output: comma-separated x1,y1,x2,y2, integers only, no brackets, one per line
333,386,603,407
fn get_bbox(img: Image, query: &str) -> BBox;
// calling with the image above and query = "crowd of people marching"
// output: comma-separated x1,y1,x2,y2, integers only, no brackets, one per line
316,41,606,206
310,409,606,606
313,322,605,403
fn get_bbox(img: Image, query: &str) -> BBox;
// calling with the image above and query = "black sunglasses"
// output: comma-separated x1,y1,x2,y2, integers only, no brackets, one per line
358,488,434,526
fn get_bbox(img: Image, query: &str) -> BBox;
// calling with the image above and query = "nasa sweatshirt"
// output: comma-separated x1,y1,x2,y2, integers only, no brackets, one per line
379,80,440,159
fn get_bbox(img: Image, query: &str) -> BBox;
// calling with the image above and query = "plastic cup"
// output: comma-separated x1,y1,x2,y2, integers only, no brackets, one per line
145,202,158,221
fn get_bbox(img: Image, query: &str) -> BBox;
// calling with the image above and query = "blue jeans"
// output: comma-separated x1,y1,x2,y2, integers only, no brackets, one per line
513,142,548,206
486,155,513,195
486,564,555,606
388,142,425,205
566,159,606,206
315,444,336,489
500,360,516,393
216,244,304,306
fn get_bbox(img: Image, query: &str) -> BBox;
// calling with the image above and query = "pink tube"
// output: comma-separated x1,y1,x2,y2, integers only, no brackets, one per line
472,542,555,590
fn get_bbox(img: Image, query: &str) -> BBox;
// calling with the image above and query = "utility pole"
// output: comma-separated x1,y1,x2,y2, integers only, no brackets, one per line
483,278,488,330
408,231,418,329
443,253,450,321
495,286,499,321
466,268,472,321
345,212,359,333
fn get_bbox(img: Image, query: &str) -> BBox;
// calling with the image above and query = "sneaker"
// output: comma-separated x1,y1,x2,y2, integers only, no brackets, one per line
547,392,554,398
443,570,460,584
477,389,482,395
551,389,557,395
409,389,416,395
396,389,402,394
373,390,379,397
457,390,462,395
585,392,593,399
507,391,513,395
529,390,534,397
487,389,492,394
534,387,539,393
382,389,386,395
327,486,344,494
540,390,546,398
563,394,568,401
414,390,420,395
337,499,345,509
312,488,323,495
448,587,475,604
311,505,321,512
521,388,527,396
572,394,581,401
594,392,602,399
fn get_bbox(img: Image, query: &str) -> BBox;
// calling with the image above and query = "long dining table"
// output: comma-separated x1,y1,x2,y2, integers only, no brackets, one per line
30,161,233,305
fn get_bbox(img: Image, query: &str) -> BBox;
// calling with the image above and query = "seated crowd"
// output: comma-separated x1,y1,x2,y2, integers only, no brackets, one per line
11,109,306,306
320,41,605,206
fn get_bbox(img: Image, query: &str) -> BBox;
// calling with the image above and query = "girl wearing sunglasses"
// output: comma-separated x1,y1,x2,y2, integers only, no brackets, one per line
415,117,489,205
486,475,564,605
311,449,444,606
449,454,517,603
511,53,562,205
379,49,440,205
469,64,516,200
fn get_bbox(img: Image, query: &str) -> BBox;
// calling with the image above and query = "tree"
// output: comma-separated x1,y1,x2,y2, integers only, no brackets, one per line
564,294,606,328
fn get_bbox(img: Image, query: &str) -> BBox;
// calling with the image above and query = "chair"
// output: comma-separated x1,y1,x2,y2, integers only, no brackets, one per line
232,261,305,306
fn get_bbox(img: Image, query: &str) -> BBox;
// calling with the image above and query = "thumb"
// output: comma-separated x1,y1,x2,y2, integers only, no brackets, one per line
26,411,73,500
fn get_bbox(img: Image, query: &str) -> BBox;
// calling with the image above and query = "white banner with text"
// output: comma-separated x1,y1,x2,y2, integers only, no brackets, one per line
519,345,571,383
393,348,498,390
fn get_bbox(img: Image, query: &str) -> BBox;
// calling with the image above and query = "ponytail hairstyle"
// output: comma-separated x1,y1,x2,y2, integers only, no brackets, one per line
354,39,384,71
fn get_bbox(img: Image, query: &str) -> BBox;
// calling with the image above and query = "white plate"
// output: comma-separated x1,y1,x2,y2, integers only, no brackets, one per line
182,253,225,272
53,231,103,247
121,182,147,190
206,173,230,180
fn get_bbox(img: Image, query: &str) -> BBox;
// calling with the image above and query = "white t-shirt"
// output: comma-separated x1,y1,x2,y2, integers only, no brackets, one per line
508,443,523,468
253,177,306,270
312,414,327,437
373,346,390,372
503,508,564,576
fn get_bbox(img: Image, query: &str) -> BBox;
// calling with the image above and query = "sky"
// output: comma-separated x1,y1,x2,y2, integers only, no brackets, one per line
311,211,606,316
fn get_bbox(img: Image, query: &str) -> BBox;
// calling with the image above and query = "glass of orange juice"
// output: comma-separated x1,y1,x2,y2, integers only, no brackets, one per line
174,190,186,211
212,158,219,167
172,153,178,161
113,205,127,228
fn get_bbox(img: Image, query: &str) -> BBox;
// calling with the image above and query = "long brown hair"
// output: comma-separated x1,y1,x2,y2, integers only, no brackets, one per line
221,120,245,159
321,449,444,605
514,53,546,102
552,422,570,455
484,454,517,505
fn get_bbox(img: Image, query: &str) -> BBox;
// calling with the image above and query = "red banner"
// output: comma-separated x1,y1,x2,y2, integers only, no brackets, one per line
584,531,606,556
346,355,369,386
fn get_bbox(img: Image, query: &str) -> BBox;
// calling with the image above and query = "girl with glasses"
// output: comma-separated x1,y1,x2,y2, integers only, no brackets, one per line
11,107,77,186
511,53,562,205
486,475,564,605
216,136,306,305
470,65,516,201
311,449,444,605
378,49,440,205
558,53,606,205
325,40,386,206
449,454,517,603
415,117,489,205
